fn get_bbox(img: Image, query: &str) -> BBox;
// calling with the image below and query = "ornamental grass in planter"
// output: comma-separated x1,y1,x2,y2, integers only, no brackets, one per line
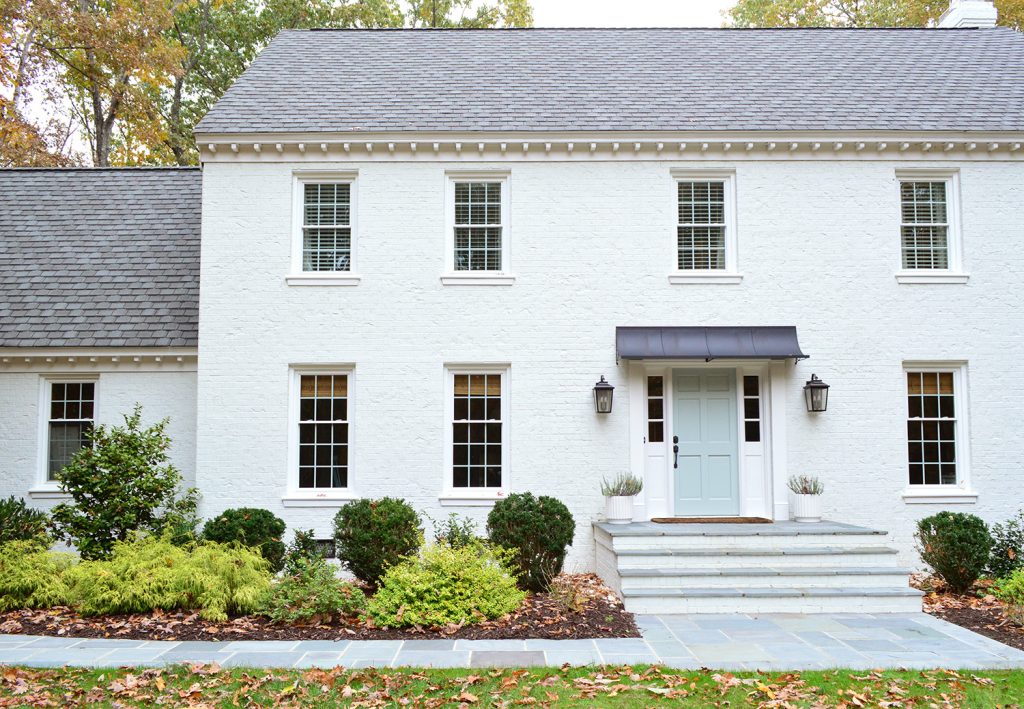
600,473,643,525
787,475,824,523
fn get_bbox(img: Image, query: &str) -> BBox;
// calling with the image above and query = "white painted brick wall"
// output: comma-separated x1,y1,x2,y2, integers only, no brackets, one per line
194,157,1024,570
0,370,197,511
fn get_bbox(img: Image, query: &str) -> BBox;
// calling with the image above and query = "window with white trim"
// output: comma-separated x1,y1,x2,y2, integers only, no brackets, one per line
297,373,349,489
896,172,962,277
447,367,507,491
454,182,503,271
906,369,964,486
47,381,95,480
742,375,761,443
670,170,738,281
646,376,664,443
302,183,352,271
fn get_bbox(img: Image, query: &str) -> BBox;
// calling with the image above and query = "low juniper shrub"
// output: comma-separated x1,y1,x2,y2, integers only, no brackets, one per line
989,511,1024,580
0,496,50,545
0,541,74,612
202,508,287,573
486,492,575,593
333,498,421,587
916,511,993,593
367,542,525,628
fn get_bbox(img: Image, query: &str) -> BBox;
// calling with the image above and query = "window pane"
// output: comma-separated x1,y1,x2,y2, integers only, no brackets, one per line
744,421,761,442
648,421,664,443
647,376,663,397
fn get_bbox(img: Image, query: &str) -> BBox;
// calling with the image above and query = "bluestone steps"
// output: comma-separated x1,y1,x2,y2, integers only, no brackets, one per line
594,520,922,614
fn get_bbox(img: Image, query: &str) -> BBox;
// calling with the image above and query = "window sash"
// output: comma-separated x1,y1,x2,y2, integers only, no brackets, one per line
646,375,664,443
677,180,727,271
453,181,503,272
451,371,503,489
297,373,349,489
47,381,95,480
301,182,352,273
900,181,950,270
906,370,958,486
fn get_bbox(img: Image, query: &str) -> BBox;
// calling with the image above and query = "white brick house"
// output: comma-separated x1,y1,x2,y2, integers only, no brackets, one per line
2,2,1023,612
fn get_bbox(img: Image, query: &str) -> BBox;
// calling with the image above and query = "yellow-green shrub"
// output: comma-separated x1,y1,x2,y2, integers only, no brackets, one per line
367,542,525,628
994,569,1024,626
65,534,271,621
0,541,74,611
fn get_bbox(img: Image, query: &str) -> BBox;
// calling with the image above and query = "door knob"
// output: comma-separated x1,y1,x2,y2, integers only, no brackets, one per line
672,435,679,469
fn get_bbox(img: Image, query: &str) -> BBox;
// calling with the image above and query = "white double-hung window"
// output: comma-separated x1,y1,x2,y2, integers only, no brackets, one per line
442,171,513,285
288,172,360,286
442,365,509,500
895,171,966,283
43,380,95,482
669,169,740,284
285,368,356,503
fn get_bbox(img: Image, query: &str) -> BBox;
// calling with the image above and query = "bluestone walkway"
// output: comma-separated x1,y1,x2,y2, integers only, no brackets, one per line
1,613,1022,671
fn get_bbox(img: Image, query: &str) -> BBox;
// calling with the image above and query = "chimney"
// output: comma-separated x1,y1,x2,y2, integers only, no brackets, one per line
938,0,998,28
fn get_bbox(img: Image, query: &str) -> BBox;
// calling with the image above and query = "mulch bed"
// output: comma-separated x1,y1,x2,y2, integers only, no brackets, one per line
0,574,639,642
916,575,1024,652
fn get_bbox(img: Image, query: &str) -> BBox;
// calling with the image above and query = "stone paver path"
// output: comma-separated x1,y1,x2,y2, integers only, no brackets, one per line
1,613,1022,671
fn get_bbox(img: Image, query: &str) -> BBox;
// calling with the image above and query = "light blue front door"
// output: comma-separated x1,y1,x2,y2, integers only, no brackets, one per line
673,369,739,516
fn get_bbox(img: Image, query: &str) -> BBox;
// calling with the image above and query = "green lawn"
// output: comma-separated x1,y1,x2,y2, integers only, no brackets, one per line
1,664,1021,707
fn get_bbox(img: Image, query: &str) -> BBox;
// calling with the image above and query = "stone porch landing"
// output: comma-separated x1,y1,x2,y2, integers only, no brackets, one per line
595,520,922,614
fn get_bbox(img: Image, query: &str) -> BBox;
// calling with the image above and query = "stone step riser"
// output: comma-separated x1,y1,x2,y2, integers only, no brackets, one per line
622,594,923,614
619,574,911,590
606,535,888,553
611,553,900,569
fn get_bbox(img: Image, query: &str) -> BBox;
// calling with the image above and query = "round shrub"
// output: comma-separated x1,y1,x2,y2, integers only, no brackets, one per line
988,511,1024,580
202,508,287,572
916,511,993,593
367,542,525,628
486,492,575,593
333,498,421,586
0,496,50,545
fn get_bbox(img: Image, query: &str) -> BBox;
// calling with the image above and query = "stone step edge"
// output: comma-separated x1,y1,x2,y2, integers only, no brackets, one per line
622,587,924,599
617,566,912,577
606,546,900,557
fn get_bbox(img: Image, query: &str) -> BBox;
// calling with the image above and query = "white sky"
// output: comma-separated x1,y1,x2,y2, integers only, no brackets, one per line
531,0,736,27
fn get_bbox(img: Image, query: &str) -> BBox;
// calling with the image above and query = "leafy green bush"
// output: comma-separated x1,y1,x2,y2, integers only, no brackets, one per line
0,497,50,545
486,493,575,593
0,541,74,611
430,512,481,550
65,534,271,621
916,512,993,593
333,498,421,586
50,406,198,560
367,542,525,628
989,511,1024,580
261,556,366,624
202,508,287,573
282,528,322,575
993,569,1024,626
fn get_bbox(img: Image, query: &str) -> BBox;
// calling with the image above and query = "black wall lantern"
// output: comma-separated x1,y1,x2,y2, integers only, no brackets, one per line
803,374,830,412
593,375,615,414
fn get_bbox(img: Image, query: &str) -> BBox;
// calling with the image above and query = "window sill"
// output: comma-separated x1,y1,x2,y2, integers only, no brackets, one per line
440,273,515,286
895,272,969,285
668,272,743,285
285,273,362,287
27,485,70,500
282,492,360,507
902,487,978,504
439,492,507,506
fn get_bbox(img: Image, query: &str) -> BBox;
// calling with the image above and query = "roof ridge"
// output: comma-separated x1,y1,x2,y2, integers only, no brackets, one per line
299,26,989,31
0,166,201,172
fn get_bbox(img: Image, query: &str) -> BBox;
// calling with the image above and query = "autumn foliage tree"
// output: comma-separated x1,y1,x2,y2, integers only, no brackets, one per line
728,0,1022,30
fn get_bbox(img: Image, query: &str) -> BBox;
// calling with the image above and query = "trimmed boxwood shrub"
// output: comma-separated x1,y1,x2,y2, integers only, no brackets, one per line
486,492,575,593
989,511,1024,580
202,508,287,572
916,511,993,593
367,542,525,628
333,498,421,586
0,497,50,545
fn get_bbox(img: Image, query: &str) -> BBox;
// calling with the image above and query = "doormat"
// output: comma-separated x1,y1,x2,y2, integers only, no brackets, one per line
650,517,772,524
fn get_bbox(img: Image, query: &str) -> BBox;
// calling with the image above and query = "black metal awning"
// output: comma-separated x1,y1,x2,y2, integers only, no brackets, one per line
616,326,808,361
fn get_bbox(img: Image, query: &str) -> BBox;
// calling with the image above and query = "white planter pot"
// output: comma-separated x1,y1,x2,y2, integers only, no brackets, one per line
790,493,823,523
605,495,635,524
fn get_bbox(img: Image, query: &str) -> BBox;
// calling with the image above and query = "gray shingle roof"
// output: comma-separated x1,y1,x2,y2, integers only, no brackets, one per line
0,168,200,348
196,27,1024,135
